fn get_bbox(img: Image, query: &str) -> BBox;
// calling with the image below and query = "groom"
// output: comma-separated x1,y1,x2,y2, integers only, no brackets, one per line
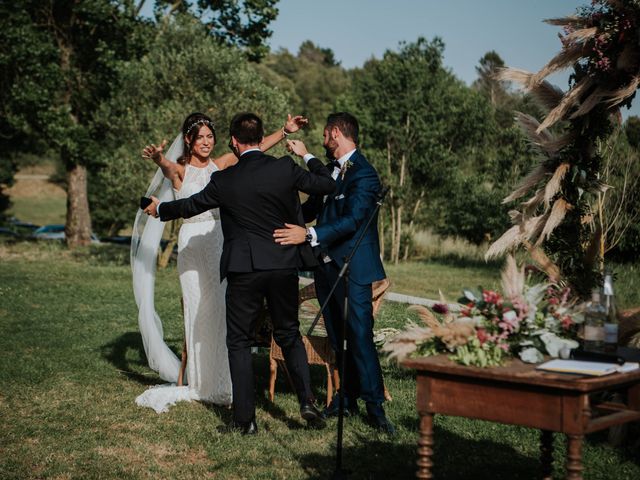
274,112,394,434
146,112,335,434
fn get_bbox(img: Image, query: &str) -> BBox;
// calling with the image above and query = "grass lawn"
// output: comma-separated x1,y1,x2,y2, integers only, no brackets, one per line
1,240,639,479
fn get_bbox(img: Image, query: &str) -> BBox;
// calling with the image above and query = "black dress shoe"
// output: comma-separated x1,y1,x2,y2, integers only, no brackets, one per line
322,395,359,418
300,401,322,421
218,418,258,435
365,403,396,435
366,413,396,435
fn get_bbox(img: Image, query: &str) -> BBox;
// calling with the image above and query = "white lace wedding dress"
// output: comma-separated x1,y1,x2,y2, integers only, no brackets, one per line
135,161,232,412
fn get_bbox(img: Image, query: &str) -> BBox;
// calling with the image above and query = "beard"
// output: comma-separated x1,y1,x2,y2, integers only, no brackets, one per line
323,140,337,160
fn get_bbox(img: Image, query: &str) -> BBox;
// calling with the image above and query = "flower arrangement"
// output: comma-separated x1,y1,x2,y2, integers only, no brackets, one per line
383,256,584,367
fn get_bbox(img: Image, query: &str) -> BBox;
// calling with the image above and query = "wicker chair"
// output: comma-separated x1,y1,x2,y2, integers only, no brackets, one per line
269,278,391,406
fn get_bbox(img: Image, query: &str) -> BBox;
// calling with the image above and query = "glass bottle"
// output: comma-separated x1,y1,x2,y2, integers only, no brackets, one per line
603,271,618,354
584,289,606,352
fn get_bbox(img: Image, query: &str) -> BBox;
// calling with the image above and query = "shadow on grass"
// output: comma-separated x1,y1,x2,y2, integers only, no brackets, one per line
419,253,503,271
100,331,181,385
294,423,541,480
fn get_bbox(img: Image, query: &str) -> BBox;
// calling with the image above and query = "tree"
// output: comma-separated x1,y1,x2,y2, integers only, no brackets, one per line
594,129,640,262
341,38,497,262
90,15,289,235
0,1,149,246
472,51,507,106
153,0,279,61
257,41,350,155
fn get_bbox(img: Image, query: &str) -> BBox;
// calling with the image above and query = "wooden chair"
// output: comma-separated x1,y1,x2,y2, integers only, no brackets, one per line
269,278,391,406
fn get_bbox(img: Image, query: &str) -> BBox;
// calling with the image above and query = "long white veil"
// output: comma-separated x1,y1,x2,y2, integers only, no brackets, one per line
131,134,183,382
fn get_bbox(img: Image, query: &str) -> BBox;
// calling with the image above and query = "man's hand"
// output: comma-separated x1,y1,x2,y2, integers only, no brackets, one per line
284,114,309,134
143,195,160,218
286,139,310,158
274,223,306,245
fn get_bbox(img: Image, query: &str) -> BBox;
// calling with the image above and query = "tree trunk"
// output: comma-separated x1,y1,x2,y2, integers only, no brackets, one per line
403,189,425,260
394,205,403,265
65,162,93,247
389,197,396,263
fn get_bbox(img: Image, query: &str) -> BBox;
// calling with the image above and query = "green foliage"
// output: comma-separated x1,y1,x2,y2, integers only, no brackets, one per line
257,41,350,155
0,156,17,219
90,15,289,234
434,174,511,245
339,38,521,256
154,0,279,61
0,0,150,168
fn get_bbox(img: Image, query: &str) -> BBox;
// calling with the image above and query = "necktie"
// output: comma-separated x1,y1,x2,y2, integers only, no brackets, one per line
330,160,341,170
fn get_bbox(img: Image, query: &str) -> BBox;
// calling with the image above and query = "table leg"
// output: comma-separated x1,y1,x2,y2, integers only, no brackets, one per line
416,412,434,479
540,430,553,480
566,434,583,480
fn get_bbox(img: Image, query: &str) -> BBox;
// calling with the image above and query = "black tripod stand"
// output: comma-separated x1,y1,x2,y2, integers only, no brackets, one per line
306,186,390,479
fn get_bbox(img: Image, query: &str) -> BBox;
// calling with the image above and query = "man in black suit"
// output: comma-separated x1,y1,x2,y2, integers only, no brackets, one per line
145,112,335,434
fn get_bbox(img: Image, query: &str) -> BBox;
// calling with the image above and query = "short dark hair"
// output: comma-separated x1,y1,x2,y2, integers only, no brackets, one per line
229,112,264,145
326,112,359,144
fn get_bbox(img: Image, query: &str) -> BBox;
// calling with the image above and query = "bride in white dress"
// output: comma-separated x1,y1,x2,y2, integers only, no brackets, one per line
132,112,307,412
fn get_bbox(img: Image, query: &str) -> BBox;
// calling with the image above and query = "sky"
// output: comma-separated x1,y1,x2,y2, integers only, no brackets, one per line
266,0,639,118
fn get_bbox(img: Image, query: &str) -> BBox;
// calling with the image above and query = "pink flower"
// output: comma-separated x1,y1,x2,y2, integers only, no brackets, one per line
561,315,573,330
476,328,488,345
482,290,502,306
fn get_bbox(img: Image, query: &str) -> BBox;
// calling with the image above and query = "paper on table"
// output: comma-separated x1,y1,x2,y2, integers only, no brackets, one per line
536,359,640,376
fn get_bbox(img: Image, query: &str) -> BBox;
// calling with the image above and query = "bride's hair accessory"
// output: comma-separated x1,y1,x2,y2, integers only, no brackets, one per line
185,119,216,136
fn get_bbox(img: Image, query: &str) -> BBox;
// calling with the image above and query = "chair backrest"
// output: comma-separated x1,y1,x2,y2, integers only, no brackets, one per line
372,278,391,316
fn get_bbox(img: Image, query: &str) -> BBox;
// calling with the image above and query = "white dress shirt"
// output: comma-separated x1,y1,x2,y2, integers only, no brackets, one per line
304,149,356,246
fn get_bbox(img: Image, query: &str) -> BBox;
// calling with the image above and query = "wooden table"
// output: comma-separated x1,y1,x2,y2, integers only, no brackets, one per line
401,355,640,479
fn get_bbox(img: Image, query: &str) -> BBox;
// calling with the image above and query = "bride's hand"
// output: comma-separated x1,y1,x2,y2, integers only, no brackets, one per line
142,140,168,162
284,114,308,134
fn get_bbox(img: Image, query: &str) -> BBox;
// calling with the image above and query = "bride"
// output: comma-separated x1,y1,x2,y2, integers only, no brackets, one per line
132,112,307,412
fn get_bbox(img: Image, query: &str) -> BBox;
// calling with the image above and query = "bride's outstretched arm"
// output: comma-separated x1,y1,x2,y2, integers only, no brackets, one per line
142,139,182,187
213,114,309,170
261,114,309,152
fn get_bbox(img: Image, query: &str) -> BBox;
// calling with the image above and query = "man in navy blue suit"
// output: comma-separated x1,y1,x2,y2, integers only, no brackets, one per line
274,112,394,434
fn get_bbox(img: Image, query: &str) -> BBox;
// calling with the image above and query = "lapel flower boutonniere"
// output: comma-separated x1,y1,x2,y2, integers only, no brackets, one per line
340,160,354,180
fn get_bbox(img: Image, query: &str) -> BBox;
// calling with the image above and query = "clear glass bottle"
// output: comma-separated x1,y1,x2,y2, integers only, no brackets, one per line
603,271,618,354
584,289,606,352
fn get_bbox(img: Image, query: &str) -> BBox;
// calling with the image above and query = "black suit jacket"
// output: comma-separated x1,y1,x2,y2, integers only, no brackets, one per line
159,150,335,279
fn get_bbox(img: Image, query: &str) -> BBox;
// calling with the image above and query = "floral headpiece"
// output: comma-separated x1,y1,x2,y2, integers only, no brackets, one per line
185,119,215,136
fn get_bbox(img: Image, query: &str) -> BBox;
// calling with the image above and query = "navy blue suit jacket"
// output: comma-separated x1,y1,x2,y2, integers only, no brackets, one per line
302,150,385,285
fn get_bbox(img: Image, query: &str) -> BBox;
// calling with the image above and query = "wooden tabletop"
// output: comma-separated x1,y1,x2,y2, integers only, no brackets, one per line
401,355,640,392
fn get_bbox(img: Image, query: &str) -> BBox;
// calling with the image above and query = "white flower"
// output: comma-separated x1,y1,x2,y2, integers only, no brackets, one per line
519,347,544,363
540,332,579,357
463,289,478,302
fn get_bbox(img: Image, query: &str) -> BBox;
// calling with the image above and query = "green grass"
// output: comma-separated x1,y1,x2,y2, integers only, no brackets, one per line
8,197,66,227
1,241,639,479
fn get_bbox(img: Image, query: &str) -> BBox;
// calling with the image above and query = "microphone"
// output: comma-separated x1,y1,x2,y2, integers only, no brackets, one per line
377,185,390,202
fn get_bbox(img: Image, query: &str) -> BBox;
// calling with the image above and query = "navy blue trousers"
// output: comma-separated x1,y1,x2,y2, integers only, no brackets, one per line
314,261,385,406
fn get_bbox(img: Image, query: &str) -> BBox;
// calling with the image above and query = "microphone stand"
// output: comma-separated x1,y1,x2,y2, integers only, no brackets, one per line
306,186,390,479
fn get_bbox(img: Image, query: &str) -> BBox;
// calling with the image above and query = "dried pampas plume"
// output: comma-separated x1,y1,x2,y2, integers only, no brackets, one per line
500,255,525,300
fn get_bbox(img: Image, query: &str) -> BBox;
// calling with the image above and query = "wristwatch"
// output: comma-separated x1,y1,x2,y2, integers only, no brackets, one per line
305,228,313,243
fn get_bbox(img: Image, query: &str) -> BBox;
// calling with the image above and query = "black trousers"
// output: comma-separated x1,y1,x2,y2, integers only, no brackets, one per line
225,269,312,423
